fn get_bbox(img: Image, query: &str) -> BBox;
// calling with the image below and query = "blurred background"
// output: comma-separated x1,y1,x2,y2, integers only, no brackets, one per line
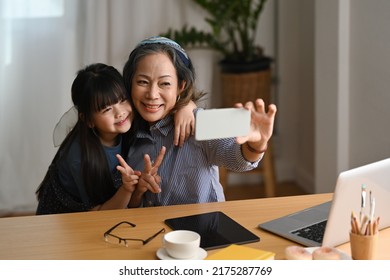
1,0,390,214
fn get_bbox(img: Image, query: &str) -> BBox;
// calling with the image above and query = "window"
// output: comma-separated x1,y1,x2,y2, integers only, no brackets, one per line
1,0,64,19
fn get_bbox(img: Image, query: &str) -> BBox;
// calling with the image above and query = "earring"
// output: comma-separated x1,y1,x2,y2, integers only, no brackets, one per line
91,127,99,138
176,95,181,102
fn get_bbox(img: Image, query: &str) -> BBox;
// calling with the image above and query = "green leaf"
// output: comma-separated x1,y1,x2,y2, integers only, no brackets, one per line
159,0,268,62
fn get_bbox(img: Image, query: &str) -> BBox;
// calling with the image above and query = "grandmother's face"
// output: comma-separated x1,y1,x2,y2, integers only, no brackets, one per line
131,53,183,124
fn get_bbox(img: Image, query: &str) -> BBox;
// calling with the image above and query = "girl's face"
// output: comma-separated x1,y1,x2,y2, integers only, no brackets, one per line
131,53,184,124
90,99,132,146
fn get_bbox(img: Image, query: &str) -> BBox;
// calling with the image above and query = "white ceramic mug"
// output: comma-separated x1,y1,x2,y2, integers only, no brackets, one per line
163,230,201,259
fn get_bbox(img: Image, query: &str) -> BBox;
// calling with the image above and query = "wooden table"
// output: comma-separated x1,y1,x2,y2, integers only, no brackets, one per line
0,193,389,260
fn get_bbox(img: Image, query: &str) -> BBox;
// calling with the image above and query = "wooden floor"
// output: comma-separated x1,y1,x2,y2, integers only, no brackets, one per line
1,181,307,218
224,181,309,201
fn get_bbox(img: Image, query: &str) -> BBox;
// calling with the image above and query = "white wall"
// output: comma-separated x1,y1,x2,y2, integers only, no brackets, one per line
315,0,390,193
275,0,314,190
272,0,390,194
229,0,316,190
349,0,390,165
315,0,348,193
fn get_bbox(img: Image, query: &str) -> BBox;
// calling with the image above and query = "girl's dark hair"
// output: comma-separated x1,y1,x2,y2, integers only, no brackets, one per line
37,63,130,205
122,42,207,127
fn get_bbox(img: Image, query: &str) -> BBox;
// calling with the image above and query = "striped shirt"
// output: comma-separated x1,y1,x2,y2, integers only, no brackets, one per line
127,110,260,207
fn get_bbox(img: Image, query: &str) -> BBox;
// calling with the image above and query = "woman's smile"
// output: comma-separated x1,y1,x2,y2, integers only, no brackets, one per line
142,102,163,113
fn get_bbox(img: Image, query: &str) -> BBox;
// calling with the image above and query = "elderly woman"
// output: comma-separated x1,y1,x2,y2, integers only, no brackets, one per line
123,36,277,207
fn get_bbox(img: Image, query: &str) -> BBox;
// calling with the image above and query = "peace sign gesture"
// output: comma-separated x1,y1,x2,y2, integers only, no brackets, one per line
139,146,167,194
116,154,141,193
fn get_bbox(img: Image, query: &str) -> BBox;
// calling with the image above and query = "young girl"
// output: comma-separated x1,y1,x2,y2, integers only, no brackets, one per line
36,63,194,214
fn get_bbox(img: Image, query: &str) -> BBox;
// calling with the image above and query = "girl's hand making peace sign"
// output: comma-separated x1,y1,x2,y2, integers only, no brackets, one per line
116,154,142,193
128,146,166,208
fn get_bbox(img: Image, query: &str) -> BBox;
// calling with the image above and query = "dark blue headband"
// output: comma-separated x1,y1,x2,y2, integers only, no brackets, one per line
135,36,190,67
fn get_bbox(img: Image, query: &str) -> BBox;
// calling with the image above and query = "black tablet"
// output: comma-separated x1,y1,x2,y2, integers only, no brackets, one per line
164,211,260,250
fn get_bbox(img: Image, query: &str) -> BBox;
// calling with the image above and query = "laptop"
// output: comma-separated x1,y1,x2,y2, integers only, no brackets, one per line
259,158,390,247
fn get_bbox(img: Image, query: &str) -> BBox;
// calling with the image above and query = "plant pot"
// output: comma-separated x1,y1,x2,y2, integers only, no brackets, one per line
219,58,272,107
219,56,272,74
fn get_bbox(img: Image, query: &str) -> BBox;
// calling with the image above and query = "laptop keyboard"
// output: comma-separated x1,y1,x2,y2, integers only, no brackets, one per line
291,220,327,244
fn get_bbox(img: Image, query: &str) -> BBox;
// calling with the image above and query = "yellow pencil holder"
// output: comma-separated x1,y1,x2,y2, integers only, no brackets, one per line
349,232,379,260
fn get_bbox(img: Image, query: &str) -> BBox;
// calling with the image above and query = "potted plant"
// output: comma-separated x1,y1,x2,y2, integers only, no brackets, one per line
160,0,271,74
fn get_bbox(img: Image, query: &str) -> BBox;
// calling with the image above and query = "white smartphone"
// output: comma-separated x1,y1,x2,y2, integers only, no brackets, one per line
195,108,250,141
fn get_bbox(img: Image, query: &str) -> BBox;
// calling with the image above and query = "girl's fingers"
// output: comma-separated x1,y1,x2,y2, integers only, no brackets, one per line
154,174,162,184
120,172,140,183
178,124,186,147
116,154,135,174
128,174,140,181
190,119,195,136
116,164,138,178
143,153,153,173
139,176,161,193
173,125,180,146
116,154,127,167
143,146,166,174
154,146,166,168
174,120,193,146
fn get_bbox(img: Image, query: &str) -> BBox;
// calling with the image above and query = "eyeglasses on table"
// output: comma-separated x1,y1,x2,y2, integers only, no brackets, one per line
103,221,165,247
